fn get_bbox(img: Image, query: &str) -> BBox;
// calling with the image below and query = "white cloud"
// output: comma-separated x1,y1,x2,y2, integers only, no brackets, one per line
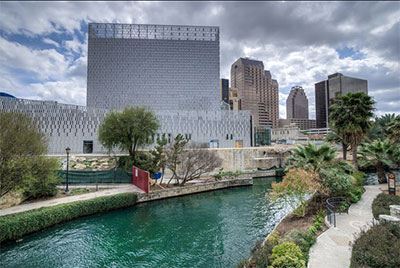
42,38,59,47
0,1,398,119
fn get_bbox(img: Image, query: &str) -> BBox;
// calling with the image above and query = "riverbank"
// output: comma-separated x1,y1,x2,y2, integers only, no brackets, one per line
0,177,255,244
308,184,382,268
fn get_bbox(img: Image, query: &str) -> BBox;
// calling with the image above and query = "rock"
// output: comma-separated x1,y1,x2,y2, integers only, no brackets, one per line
379,214,400,224
390,205,400,218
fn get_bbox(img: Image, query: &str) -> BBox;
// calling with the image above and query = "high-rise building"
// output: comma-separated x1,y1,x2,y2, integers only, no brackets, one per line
0,23,253,154
220,79,229,106
286,86,309,119
230,58,279,128
87,23,220,111
315,73,368,128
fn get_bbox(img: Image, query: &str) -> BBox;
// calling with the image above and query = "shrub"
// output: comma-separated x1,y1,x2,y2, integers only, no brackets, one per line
351,223,400,268
308,226,317,235
271,168,320,217
270,254,306,268
270,242,305,268
0,192,138,243
372,193,400,219
234,259,250,268
285,230,316,262
352,171,365,186
21,157,61,199
251,240,273,268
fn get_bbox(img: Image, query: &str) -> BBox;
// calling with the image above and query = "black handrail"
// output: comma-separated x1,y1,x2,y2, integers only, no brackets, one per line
326,196,349,227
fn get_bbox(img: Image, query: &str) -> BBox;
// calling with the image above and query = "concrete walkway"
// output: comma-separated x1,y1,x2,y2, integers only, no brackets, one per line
0,185,144,217
308,184,383,268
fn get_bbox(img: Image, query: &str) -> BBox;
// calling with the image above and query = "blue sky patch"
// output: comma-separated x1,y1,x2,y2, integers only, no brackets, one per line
336,46,365,60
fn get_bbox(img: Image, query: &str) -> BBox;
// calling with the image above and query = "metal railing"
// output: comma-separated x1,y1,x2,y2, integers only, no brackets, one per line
326,197,349,227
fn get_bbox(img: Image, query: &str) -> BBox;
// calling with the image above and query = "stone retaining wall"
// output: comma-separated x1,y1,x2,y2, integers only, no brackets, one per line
137,178,253,203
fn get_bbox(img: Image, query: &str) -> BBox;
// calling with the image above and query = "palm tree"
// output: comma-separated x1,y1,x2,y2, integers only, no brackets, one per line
325,131,349,160
285,142,337,174
386,115,400,143
329,92,375,170
358,139,394,183
365,113,396,142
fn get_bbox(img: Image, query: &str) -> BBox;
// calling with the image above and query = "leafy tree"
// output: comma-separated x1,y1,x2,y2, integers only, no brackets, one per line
98,106,159,163
150,134,168,184
0,112,59,198
386,115,400,143
329,92,375,170
358,139,395,183
285,143,337,174
166,134,189,186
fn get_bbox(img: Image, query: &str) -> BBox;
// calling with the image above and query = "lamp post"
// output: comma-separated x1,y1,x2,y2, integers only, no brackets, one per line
65,147,71,192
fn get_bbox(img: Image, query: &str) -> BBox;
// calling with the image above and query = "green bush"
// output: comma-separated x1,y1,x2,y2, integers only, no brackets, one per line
21,157,60,199
308,226,317,235
351,223,400,268
269,254,306,268
250,239,276,268
0,192,138,243
270,242,305,268
118,152,157,174
352,171,366,186
372,193,400,219
285,230,316,262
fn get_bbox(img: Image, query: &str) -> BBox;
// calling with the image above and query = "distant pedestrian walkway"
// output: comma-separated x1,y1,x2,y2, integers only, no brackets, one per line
308,184,383,268
0,185,144,217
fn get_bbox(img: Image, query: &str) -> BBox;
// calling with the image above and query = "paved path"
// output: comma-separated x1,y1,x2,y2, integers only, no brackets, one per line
0,185,144,217
308,184,384,268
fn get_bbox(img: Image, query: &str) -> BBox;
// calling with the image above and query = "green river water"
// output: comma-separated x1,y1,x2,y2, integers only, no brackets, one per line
0,177,290,268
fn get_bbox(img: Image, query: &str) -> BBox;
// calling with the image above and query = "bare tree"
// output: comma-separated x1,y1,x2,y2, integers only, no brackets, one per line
175,146,222,185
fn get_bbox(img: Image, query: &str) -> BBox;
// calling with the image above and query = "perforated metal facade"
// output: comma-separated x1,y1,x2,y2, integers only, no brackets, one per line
1,97,251,154
87,23,220,111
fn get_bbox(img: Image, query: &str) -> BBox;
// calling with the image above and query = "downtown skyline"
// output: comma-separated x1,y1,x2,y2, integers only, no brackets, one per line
0,1,399,119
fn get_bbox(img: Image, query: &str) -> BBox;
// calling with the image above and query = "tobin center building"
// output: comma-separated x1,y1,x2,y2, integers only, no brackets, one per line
0,23,251,154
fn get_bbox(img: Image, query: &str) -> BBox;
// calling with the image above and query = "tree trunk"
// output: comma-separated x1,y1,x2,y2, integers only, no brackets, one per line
342,142,347,160
351,142,358,170
377,163,387,184
131,142,137,163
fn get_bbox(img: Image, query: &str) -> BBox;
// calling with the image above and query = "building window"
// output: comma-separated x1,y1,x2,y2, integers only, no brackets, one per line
230,134,233,140
168,133,171,143
83,140,93,154
226,134,229,140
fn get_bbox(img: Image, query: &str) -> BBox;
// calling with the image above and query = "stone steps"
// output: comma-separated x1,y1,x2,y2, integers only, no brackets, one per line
378,204,400,225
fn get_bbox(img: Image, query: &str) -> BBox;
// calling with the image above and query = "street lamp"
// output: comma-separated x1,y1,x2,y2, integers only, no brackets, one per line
65,147,71,192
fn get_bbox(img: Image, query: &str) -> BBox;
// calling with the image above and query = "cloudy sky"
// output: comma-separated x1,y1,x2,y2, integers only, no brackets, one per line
1,1,399,119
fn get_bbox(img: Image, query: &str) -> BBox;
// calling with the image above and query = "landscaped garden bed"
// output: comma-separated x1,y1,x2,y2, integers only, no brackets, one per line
350,222,400,268
372,193,400,219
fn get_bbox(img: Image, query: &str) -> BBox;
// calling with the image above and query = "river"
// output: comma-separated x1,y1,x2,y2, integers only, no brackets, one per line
0,177,290,268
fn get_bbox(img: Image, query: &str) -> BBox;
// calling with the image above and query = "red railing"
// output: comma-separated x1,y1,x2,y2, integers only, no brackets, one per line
132,166,149,194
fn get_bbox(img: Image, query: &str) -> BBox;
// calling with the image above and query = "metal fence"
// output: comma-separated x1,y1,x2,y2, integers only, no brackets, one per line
57,170,132,184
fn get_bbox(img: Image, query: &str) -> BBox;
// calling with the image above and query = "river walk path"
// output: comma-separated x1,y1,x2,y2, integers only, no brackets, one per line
308,184,383,268
0,185,144,217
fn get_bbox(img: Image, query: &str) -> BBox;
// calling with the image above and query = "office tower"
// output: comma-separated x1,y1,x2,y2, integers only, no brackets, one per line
286,86,309,119
315,73,368,128
220,79,229,105
230,58,279,128
87,23,220,111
